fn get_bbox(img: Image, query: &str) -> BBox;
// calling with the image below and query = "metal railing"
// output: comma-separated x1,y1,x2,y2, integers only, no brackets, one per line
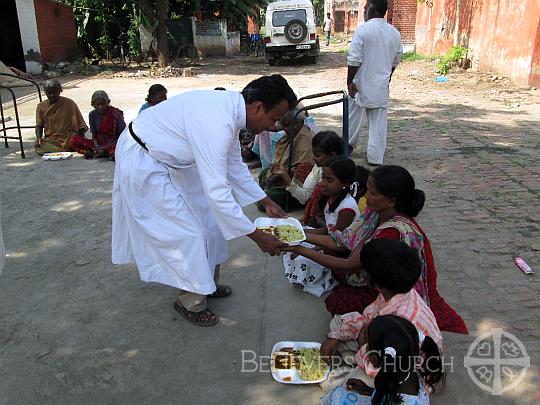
0,73,42,159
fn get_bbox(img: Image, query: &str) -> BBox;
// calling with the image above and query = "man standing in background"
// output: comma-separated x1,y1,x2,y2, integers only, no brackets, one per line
323,12,332,46
347,0,402,166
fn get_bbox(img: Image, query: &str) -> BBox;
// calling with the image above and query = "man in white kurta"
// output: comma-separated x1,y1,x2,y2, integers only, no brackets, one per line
347,0,402,165
112,75,297,326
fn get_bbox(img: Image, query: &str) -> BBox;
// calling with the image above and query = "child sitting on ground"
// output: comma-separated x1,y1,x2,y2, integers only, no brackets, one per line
319,239,443,391
321,314,444,405
283,157,367,297
138,84,167,113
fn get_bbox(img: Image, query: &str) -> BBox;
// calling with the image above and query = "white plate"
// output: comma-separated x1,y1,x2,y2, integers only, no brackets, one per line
270,341,329,384
254,217,306,245
42,152,73,161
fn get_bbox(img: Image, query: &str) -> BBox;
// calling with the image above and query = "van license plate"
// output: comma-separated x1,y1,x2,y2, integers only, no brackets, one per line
296,44,311,50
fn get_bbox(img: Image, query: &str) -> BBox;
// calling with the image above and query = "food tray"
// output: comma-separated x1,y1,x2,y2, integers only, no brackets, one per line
42,152,73,161
270,341,329,384
254,217,306,245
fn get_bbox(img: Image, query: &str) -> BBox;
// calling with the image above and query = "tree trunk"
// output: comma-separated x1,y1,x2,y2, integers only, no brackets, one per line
156,0,169,67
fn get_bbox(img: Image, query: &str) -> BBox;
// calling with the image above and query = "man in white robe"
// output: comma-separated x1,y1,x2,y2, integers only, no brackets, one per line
112,75,296,326
347,0,402,165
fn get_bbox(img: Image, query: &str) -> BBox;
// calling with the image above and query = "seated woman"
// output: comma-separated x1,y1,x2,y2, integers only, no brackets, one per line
71,90,125,160
258,107,313,210
252,130,284,170
138,84,167,113
35,79,88,155
320,240,442,392
284,165,468,334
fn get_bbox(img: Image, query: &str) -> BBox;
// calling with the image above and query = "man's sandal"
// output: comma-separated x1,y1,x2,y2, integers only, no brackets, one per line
208,284,232,298
173,302,219,326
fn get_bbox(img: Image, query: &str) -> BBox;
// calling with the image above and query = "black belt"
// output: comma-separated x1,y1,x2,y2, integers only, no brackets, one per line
129,122,148,151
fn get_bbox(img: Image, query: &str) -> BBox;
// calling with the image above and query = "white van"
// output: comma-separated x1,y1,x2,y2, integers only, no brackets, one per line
264,0,320,66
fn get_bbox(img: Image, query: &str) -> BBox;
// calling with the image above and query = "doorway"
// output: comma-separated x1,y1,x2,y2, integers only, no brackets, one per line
0,0,25,71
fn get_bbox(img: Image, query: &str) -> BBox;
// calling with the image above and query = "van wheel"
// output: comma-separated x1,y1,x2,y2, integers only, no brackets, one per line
305,56,317,64
269,59,276,66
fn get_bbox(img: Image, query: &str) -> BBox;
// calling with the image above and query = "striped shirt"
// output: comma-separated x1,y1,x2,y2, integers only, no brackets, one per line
328,289,443,377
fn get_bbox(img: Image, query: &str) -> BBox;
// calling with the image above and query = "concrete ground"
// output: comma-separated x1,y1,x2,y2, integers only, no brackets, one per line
0,49,539,404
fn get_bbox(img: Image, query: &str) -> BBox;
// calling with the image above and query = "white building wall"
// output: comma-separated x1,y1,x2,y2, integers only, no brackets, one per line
15,0,42,73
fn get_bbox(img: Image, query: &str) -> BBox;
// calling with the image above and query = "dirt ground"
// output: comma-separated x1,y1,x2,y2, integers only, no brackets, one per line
1,46,539,404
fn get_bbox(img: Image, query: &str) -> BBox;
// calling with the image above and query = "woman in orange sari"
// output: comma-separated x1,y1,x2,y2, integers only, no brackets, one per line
35,80,88,155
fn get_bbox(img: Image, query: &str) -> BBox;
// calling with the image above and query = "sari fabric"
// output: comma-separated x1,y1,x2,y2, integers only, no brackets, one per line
35,96,87,155
326,209,468,334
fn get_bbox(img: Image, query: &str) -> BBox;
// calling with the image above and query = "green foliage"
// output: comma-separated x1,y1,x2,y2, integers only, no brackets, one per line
437,45,468,74
401,52,438,62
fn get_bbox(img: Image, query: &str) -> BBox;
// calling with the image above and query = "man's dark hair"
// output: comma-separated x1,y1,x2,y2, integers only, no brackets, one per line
360,239,421,293
242,75,297,111
368,0,388,16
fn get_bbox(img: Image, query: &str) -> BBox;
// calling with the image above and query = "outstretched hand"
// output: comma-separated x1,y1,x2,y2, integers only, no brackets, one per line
259,196,287,218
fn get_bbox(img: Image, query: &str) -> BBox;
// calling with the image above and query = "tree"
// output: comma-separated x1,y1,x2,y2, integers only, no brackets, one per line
131,0,169,67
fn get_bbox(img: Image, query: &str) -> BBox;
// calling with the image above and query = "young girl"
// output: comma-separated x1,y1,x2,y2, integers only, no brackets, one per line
287,131,344,225
138,84,167,113
321,314,444,405
283,158,366,297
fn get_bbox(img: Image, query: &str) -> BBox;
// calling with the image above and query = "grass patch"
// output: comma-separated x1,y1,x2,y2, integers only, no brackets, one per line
401,52,438,62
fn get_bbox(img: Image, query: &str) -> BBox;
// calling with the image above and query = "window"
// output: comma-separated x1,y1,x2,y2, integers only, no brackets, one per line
272,9,307,27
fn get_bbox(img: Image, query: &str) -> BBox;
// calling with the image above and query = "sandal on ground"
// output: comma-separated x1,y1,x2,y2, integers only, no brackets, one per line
208,284,232,298
173,302,219,326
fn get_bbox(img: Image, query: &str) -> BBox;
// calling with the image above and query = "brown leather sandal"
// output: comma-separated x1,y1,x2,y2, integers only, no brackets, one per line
173,302,219,326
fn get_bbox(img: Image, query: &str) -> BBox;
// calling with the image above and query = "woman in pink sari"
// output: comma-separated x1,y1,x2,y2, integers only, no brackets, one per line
284,165,468,334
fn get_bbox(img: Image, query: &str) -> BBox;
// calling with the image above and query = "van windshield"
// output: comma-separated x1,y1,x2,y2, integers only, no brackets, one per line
272,9,307,26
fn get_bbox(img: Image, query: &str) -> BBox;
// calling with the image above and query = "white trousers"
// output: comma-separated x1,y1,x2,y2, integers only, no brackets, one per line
348,99,388,165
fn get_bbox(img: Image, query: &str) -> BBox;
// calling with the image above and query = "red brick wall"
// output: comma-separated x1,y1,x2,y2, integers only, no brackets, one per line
415,0,540,86
388,0,417,45
356,0,416,44
33,0,77,63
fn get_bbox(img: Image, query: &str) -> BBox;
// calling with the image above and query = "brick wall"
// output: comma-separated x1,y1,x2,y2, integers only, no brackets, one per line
33,0,77,63
388,0,417,45
415,0,540,86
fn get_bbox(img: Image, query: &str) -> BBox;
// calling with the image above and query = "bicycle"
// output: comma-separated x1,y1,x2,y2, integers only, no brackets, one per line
110,33,131,68
173,44,198,66
133,42,157,68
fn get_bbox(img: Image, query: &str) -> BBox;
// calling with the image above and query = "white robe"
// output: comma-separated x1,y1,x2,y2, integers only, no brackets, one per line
112,90,266,295
347,18,402,108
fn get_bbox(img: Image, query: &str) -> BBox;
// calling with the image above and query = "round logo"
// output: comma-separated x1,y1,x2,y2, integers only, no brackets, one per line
464,328,530,395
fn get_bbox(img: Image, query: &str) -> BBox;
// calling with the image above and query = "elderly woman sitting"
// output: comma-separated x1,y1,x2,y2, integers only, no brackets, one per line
35,79,88,155
258,107,313,210
70,90,126,160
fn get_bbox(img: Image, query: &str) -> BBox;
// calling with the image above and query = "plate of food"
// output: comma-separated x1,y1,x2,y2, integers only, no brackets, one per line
254,217,306,245
270,341,329,384
42,152,73,161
